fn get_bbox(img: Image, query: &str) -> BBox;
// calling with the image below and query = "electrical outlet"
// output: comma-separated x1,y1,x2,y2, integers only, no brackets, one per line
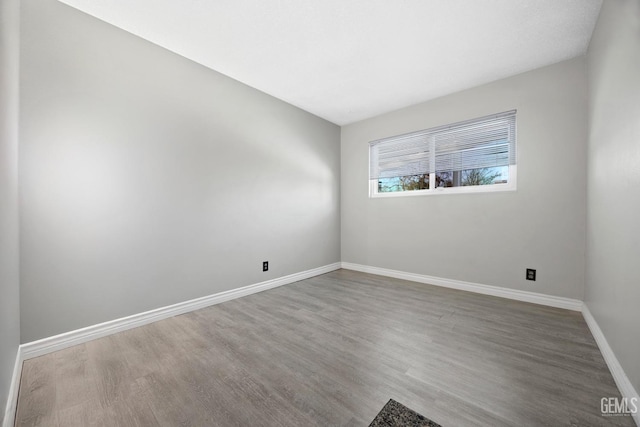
526,268,536,281
263,261,268,272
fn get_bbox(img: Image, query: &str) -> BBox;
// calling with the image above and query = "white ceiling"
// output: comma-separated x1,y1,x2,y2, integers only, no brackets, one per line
57,0,602,125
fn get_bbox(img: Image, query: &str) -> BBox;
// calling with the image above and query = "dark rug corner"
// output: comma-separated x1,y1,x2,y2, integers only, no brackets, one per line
369,399,442,427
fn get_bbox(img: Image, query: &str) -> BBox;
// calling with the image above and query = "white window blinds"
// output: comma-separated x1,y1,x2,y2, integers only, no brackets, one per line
369,110,516,180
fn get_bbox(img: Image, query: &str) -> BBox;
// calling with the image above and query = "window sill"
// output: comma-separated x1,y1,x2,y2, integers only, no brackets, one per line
370,181,517,198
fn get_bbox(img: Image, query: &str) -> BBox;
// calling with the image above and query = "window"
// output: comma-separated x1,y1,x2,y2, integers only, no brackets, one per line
369,110,517,197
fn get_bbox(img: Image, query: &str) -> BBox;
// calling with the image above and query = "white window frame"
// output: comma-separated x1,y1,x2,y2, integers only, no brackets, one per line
369,166,517,197
369,111,517,198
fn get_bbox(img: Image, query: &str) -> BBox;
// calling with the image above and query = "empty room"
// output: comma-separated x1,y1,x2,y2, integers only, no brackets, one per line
1,0,639,426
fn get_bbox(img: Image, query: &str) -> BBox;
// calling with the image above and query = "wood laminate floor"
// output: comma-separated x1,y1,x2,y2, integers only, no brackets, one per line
14,270,634,426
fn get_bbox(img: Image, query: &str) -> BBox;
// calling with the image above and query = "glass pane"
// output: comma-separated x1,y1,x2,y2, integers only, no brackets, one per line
377,174,429,193
436,166,508,188
462,166,508,186
435,170,455,188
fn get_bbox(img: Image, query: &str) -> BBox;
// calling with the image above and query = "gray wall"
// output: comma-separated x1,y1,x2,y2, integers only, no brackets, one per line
0,0,20,422
341,58,588,299
20,0,340,342
586,0,640,394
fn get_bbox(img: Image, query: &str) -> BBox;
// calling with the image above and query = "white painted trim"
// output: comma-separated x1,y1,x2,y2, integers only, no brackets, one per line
340,262,583,311
341,262,639,425
2,347,22,427
20,263,341,361
7,263,638,427
583,304,640,427
370,166,517,198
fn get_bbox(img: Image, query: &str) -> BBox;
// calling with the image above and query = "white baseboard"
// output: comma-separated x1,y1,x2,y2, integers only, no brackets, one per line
2,347,22,427
10,263,637,426
583,304,640,427
341,262,638,425
20,262,341,361
340,262,583,311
